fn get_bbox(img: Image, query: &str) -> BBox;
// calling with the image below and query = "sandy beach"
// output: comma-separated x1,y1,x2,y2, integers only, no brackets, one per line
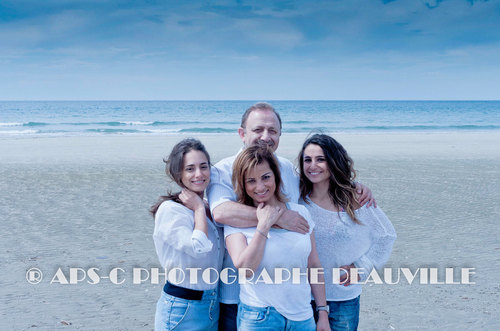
1,132,499,330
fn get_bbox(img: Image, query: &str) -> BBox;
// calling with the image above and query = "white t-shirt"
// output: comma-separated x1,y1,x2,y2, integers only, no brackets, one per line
206,149,300,303
224,202,315,321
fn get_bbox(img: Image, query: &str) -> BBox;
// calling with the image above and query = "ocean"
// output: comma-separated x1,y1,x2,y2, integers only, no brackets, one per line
0,100,499,137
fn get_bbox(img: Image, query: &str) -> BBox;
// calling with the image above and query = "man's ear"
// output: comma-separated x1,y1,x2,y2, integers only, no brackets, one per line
238,127,245,141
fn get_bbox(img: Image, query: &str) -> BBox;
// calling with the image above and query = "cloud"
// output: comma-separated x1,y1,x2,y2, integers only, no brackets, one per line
0,0,499,99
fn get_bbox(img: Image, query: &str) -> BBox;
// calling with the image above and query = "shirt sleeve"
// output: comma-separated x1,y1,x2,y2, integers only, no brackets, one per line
277,156,301,203
207,164,238,214
293,203,315,234
153,201,213,258
223,224,244,239
191,229,214,254
353,207,397,281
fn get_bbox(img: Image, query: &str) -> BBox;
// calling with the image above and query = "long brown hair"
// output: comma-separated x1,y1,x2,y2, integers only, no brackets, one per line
298,134,361,224
150,138,210,217
232,142,286,207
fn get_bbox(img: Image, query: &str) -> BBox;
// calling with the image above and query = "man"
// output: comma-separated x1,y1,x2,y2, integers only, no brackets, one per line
207,102,374,330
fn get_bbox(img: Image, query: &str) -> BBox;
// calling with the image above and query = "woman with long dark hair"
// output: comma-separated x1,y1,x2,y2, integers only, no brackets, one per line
298,134,396,330
151,138,223,331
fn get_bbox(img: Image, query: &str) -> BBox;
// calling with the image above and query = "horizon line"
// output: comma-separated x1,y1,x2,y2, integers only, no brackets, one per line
1,99,499,102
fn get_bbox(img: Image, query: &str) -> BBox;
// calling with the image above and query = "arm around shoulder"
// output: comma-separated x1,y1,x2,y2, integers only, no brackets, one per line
212,200,259,227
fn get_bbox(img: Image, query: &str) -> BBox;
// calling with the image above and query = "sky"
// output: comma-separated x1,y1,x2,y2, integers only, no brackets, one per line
0,0,499,100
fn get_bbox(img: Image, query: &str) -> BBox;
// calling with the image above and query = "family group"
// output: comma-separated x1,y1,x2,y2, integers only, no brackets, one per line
151,102,396,331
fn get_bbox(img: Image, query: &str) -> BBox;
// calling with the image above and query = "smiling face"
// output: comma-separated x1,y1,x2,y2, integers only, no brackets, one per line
244,161,277,206
238,109,281,151
180,150,210,194
303,143,331,186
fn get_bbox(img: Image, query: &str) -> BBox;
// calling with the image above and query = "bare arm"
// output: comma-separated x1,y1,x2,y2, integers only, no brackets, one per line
356,182,377,208
308,232,330,330
213,201,259,227
214,201,309,234
225,204,283,275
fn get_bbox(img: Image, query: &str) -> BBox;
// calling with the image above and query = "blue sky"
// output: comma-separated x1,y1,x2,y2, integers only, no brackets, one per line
0,0,499,100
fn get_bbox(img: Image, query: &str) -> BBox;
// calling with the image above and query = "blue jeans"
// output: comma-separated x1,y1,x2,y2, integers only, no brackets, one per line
237,303,316,331
155,288,219,331
312,296,360,331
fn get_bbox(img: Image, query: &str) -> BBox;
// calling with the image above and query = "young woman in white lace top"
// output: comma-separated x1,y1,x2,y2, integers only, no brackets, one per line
298,134,396,331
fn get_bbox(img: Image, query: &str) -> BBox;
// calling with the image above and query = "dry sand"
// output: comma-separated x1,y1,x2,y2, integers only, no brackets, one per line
1,132,499,330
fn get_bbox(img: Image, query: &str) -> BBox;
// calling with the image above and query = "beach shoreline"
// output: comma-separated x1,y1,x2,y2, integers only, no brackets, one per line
2,131,500,164
1,131,499,330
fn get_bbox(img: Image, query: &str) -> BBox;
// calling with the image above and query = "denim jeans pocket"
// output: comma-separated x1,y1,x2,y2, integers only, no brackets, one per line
238,306,267,323
155,295,191,330
168,298,190,330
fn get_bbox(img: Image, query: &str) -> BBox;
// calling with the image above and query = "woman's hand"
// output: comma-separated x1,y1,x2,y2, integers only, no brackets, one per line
339,263,361,286
256,203,284,233
179,189,205,212
316,311,331,331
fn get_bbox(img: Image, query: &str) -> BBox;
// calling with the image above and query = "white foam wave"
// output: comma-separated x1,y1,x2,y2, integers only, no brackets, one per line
0,122,23,127
0,129,38,135
144,129,181,134
122,121,154,125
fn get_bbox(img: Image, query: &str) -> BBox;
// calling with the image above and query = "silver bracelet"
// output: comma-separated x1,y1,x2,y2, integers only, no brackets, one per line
255,228,269,239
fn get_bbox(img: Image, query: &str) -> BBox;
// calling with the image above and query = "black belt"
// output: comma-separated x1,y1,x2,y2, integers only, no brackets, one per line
163,282,204,300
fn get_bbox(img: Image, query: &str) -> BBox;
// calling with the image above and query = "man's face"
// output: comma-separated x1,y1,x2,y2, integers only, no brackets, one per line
238,109,281,152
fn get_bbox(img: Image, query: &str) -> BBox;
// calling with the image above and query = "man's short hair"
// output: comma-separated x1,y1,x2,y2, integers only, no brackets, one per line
240,102,282,130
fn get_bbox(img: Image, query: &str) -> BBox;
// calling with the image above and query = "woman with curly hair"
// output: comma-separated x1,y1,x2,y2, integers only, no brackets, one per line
298,134,396,331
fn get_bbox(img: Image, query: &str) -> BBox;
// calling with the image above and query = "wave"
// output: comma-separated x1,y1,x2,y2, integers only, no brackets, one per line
85,128,184,134
353,125,500,130
69,121,150,126
0,129,39,134
1,123,499,137
0,122,24,127
287,120,312,124
16,120,238,127
85,129,144,134
178,128,235,133
0,122,48,127
151,121,200,126
150,121,237,126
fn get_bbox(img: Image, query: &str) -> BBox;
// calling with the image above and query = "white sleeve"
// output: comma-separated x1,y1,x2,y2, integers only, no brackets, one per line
153,201,213,258
192,229,214,254
207,165,238,213
292,203,315,234
277,156,301,203
353,207,397,281
223,224,244,239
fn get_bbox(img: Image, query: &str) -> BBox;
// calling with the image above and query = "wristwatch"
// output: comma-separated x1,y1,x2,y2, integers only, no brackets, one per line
316,305,330,314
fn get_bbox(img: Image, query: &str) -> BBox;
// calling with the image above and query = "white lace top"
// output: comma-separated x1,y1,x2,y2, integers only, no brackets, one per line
300,197,396,301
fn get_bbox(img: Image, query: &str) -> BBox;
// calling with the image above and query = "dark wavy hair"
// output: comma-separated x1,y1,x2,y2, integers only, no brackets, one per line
232,142,286,207
298,134,361,224
150,138,210,217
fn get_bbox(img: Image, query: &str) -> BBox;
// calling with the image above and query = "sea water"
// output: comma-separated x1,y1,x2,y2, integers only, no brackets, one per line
0,100,499,136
